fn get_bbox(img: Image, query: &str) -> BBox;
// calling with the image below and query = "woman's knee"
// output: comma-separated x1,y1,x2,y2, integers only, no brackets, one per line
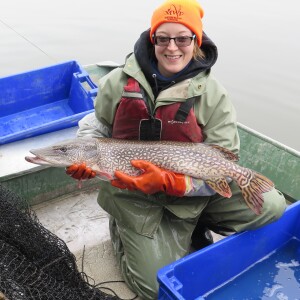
111,222,164,299
230,188,287,232
119,254,159,299
262,188,287,221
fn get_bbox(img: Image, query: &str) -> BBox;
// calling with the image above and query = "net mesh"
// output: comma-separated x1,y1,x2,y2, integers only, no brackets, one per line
0,184,119,300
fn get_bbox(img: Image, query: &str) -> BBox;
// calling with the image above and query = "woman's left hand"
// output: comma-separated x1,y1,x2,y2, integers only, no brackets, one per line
111,160,186,197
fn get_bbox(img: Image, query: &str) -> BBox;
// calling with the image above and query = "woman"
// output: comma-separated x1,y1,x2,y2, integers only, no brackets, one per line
67,0,286,298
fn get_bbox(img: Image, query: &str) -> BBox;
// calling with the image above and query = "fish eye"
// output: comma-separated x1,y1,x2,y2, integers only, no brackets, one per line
60,147,68,153
53,146,68,153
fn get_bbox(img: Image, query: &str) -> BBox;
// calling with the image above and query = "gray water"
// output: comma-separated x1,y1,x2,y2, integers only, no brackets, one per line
204,238,300,299
1,0,299,151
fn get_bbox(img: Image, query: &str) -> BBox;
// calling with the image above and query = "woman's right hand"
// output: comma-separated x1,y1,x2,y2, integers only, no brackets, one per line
66,163,96,180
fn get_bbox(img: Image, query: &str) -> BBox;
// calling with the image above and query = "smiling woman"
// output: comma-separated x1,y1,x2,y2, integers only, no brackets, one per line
61,1,286,299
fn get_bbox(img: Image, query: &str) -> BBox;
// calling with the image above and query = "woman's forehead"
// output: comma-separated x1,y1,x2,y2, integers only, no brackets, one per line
155,22,192,35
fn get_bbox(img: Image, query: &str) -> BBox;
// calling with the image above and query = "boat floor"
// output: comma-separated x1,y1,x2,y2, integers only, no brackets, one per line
33,188,138,299
33,188,224,299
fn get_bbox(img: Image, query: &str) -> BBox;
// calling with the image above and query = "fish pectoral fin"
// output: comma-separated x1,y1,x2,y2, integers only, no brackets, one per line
96,172,113,181
91,165,113,181
205,177,232,198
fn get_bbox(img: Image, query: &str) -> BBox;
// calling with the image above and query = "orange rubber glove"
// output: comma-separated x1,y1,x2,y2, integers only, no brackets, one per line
66,163,96,180
111,160,186,197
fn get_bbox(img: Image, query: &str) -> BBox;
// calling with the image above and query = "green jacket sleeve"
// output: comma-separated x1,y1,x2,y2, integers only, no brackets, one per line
195,73,240,155
94,67,127,128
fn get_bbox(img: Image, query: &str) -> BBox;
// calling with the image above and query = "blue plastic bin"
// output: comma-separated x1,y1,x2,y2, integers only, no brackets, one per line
157,201,300,300
0,61,97,145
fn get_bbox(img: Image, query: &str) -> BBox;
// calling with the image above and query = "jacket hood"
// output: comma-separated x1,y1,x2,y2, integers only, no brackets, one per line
133,29,218,96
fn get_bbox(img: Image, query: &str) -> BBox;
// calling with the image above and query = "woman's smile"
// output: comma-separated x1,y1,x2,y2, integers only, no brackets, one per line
164,54,182,61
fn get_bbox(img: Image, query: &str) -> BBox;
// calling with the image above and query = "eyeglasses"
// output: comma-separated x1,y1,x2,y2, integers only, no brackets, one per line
153,35,196,47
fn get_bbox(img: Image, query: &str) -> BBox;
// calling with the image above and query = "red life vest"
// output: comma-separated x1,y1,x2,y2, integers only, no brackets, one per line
112,77,203,142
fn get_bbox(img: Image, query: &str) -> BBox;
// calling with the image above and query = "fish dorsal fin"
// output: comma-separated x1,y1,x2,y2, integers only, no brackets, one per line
205,177,232,198
209,144,239,162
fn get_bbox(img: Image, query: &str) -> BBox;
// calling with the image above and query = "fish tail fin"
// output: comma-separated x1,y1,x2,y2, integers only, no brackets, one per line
240,171,274,215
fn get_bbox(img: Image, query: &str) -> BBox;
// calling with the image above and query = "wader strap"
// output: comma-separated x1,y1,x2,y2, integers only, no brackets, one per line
174,96,199,122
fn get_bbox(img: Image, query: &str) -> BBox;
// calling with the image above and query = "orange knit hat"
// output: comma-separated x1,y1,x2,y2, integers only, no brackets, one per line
150,0,204,46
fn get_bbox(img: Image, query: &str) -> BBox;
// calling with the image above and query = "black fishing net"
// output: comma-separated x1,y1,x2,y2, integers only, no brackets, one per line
0,183,120,300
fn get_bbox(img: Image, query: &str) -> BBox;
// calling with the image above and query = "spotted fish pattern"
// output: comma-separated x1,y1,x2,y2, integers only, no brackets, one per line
25,138,275,215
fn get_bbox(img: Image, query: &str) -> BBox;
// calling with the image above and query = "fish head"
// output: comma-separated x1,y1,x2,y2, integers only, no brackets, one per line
25,138,98,168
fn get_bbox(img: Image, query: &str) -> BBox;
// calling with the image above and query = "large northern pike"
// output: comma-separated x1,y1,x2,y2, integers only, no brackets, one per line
25,137,274,215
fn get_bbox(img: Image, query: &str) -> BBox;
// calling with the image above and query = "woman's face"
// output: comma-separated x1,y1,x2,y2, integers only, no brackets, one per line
154,22,194,78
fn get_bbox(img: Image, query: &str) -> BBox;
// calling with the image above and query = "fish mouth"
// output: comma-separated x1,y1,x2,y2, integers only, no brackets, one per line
25,155,52,166
25,150,61,166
